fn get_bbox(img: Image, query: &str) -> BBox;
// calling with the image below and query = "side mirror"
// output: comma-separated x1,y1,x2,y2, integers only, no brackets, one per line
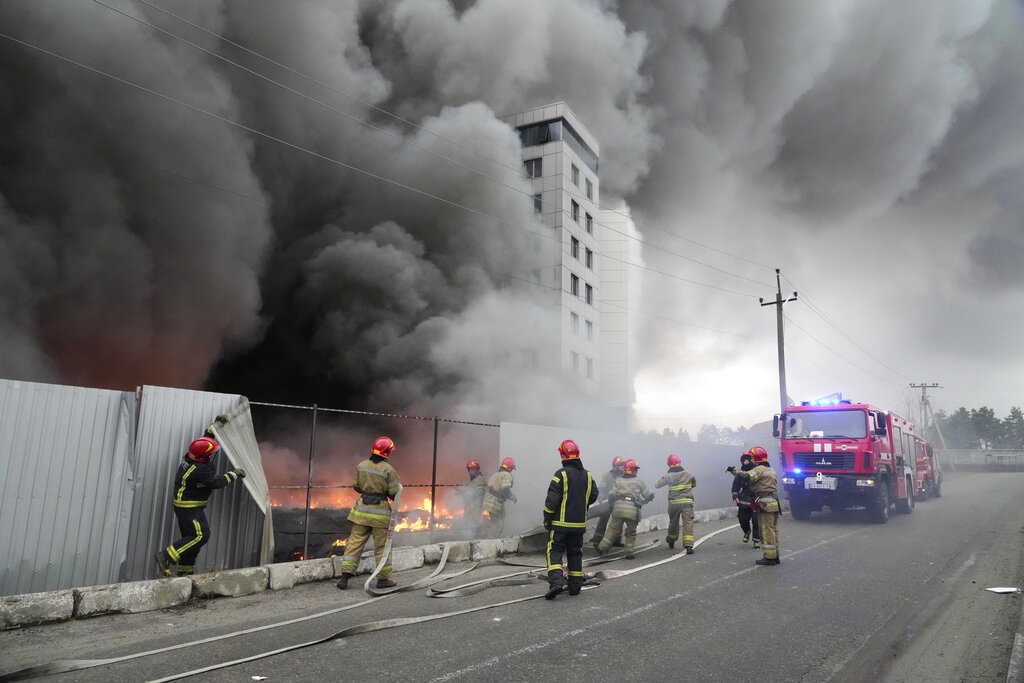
874,414,887,436
773,415,780,438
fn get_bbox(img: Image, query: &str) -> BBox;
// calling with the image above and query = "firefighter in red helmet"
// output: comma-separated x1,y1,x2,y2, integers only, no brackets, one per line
590,456,626,547
336,437,401,589
596,459,654,559
656,454,697,553
457,459,486,535
542,440,598,599
155,432,246,577
728,446,780,565
483,457,518,538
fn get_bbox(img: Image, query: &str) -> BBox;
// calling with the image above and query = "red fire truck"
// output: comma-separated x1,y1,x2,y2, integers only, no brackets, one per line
773,399,925,523
914,437,943,500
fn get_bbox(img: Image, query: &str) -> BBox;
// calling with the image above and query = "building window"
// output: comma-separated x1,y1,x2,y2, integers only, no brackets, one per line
571,274,579,296
571,351,579,372
571,236,579,259
571,164,579,187
571,312,579,335
525,157,542,178
585,178,593,200
586,357,594,379
585,248,593,269
585,283,593,304
585,213,593,234
533,193,542,214
571,200,579,223
586,320,593,341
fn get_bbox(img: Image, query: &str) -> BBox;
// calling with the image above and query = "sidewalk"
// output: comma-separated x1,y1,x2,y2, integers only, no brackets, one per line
0,507,737,630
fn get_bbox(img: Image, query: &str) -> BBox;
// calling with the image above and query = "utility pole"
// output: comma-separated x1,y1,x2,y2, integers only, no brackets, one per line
760,269,798,415
911,383,950,467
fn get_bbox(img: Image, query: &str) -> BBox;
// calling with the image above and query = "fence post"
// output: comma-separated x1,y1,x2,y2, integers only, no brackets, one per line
302,404,318,560
429,417,439,530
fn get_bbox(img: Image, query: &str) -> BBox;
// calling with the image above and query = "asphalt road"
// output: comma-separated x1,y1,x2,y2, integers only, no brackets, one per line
2,471,1022,683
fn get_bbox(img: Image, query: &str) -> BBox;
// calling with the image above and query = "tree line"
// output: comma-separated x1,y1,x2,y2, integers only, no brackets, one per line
927,406,1024,450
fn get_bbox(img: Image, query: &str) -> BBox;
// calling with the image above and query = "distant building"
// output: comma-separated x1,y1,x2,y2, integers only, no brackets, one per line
503,102,631,428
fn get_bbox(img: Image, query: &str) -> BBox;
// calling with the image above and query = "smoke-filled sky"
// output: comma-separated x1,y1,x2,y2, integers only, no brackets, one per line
1,0,1022,437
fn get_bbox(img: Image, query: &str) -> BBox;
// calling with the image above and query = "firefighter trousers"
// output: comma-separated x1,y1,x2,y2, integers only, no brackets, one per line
484,508,505,538
758,511,780,560
590,511,610,543
737,506,761,540
546,529,585,589
598,516,638,553
340,523,393,580
166,506,210,574
666,502,695,548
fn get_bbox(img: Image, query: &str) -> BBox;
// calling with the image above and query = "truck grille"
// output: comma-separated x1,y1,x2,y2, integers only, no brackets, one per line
792,452,856,471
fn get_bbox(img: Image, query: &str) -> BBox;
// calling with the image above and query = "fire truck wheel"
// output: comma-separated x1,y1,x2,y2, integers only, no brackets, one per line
895,476,914,514
869,484,890,524
918,480,930,502
932,479,942,498
789,499,812,521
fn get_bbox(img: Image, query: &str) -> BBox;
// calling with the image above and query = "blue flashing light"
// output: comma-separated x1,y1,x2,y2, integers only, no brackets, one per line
794,468,802,475
800,398,853,406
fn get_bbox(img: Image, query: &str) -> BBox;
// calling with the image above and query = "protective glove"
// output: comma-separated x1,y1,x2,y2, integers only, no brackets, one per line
726,466,735,473
508,493,518,504
543,518,553,531
215,414,229,424
232,467,247,479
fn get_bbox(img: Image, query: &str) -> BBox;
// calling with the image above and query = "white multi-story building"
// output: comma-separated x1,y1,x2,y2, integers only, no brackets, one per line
503,103,631,426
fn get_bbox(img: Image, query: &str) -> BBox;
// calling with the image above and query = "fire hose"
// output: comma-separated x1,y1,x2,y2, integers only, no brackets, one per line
0,506,737,682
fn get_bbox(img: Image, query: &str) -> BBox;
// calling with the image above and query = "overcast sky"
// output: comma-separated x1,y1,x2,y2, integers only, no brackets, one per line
1,0,1022,437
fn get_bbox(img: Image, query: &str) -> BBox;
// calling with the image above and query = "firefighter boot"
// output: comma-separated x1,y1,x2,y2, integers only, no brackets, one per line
336,573,351,590
154,550,173,578
755,557,780,566
742,534,749,543
624,549,636,560
666,536,675,549
545,583,565,600
686,547,694,555
753,540,761,550
376,578,397,589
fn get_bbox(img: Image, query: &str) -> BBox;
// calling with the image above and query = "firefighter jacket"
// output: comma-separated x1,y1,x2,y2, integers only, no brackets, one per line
655,467,695,505
609,475,654,521
543,460,598,531
172,455,239,508
347,456,401,529
731,463,780,513
731,460,757,506
483,470,516,513
460,471,486,514
599,469,619,503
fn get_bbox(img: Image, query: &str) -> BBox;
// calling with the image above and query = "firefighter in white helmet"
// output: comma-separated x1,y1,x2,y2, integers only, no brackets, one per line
655,454,696,553
482,458,518,537
336,436,400,589
596,459,654,559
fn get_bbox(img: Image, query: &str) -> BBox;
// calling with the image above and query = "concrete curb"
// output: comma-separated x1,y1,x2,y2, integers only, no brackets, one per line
0,507,736,629
1007,593,1024,683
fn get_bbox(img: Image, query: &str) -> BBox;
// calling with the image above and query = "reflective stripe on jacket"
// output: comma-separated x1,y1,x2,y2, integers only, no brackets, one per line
655,467,696,505
543,460,598,530
483,470,514,512
346,457,400,529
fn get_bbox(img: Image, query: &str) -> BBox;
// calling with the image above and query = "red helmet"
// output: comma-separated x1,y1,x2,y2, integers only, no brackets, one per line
558,439,580,460
466,459,480,470
188,436,219,462
622,459,639,475
501,457,516,471
372,436,395,458
612,456,625,470
667,454,681,468
749,446,768,463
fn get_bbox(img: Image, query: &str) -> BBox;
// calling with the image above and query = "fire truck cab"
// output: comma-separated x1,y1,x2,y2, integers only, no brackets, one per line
914,438,943,500
774,400,922,523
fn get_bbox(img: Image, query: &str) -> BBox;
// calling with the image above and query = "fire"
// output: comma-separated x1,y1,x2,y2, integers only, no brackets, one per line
393,495,456,531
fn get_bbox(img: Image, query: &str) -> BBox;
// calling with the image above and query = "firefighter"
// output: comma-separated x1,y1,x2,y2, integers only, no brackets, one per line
727,446,780,565
155,435,246,577
459,459,486,535
336,437,401,590
596,459,654,559
732,451,761,548
543,439,599,599
589,456,625,547
482,457,518,537
655,454,696,553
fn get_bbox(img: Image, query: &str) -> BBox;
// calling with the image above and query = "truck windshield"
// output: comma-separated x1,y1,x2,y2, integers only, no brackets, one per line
782,409,868,439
